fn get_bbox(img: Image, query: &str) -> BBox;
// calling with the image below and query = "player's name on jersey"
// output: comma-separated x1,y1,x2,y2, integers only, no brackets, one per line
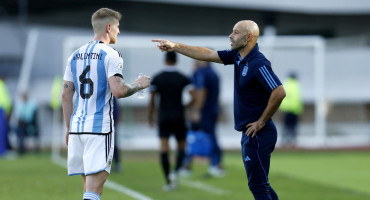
73,53,104,61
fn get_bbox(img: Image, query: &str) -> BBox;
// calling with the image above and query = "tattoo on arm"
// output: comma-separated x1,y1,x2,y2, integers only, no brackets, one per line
64,83,75,91
123,82,141,97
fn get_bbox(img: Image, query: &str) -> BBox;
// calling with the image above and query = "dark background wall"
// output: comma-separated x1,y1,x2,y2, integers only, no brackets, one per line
1,0,370,38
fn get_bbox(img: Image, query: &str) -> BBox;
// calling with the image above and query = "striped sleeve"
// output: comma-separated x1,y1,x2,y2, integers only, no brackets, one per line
257,65,282,92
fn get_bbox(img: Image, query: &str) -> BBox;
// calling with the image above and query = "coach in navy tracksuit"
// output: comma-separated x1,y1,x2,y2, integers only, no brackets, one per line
153,20,286,200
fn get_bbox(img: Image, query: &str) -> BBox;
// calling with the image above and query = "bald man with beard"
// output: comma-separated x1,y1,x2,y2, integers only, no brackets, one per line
153,20,285,200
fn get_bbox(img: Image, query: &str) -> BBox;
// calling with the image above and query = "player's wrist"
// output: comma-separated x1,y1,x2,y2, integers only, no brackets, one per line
135,81,143,90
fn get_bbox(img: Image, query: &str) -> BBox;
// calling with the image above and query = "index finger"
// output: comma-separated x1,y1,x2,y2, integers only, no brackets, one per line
152,39,164,43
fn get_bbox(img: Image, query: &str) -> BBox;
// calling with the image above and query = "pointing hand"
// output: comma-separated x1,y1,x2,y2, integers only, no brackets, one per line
152,39,176,52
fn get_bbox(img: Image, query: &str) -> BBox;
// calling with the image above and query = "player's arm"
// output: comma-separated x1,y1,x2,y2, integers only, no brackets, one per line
61,80,75,145
191,88,207,123
152,39,223,64
109,74,150,98
245,85,286,137
147,91,156,127
186,87,196,108
193,88,207,111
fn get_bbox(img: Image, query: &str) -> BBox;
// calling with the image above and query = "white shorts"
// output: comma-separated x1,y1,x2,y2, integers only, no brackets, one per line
68,133,114,176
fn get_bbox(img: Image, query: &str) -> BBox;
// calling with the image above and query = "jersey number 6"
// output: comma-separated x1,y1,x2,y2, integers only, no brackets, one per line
79,65,94,99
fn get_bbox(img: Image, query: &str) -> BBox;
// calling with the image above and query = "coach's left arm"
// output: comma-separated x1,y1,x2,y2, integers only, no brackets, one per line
245,85,286,138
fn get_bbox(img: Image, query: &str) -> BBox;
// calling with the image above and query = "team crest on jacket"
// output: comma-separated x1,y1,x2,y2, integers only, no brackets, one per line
242,63,248,76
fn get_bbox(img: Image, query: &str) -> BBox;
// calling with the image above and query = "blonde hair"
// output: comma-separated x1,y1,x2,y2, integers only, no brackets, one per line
91,8,122,34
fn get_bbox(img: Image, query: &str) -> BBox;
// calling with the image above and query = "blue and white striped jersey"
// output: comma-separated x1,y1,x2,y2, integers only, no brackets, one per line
64,41,123,134
217,44,282,131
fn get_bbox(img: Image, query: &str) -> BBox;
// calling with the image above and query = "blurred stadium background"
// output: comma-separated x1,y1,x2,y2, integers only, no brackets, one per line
1,0,370,199
1,0,370,151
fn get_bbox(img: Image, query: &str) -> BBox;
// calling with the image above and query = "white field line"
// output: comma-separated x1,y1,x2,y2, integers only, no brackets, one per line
52,157,153,200
105,181,153,200
181,179,230,195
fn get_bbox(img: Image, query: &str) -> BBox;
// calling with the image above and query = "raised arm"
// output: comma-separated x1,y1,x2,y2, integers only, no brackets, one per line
152,39,223,64
147,91,156,127
109,75,150,98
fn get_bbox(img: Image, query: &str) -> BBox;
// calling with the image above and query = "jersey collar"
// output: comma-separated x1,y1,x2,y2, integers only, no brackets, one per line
237,43,260,64
163,66,178,72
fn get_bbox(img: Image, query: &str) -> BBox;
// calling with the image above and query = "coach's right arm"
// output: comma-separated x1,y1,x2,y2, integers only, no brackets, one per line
152,39,223,64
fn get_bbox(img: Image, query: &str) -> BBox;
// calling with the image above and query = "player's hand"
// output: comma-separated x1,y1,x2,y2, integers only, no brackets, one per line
152,39,176,52
136,75,151,89
191,109,201,124
65,130,69,146
245,120,265,138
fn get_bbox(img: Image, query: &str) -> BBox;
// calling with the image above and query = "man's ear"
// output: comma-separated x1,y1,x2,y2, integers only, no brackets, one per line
246,33,253,42
106,24,111,33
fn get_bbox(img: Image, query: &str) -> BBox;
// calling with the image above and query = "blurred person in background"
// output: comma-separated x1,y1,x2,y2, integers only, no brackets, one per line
0,108,7,156
153,20,285,200
15,91,39,155
112,97,122,172
50,75,63,111
62,8,150,200
279,72,303,148
0,76,12,155
181,59,224,177
147,51,191,191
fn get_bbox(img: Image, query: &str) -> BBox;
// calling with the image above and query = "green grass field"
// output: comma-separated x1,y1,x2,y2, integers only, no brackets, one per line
1,150,370,200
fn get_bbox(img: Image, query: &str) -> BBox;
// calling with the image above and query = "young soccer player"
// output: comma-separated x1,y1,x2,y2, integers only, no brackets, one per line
62,8,150,200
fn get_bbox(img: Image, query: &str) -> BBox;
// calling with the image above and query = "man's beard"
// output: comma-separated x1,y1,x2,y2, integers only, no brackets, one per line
232,40,247,51
110,36,117,44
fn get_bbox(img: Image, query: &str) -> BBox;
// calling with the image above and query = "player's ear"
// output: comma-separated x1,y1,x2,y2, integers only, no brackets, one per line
106,24,111,33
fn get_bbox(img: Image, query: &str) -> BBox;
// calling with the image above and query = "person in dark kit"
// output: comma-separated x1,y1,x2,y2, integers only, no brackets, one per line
148,52,191,191
181,59,224,177
153,20,286,200
112,97,122,172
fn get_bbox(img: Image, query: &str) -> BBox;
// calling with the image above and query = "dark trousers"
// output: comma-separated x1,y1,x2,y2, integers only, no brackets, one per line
202,113,222,167
241,121,278,200
113,126,120,165
0,109,7,155
282,112,298,145
16,121,39,154
208,132,222,166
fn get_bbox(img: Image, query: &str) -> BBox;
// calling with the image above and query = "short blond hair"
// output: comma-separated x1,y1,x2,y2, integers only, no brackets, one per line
91,8,121,34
